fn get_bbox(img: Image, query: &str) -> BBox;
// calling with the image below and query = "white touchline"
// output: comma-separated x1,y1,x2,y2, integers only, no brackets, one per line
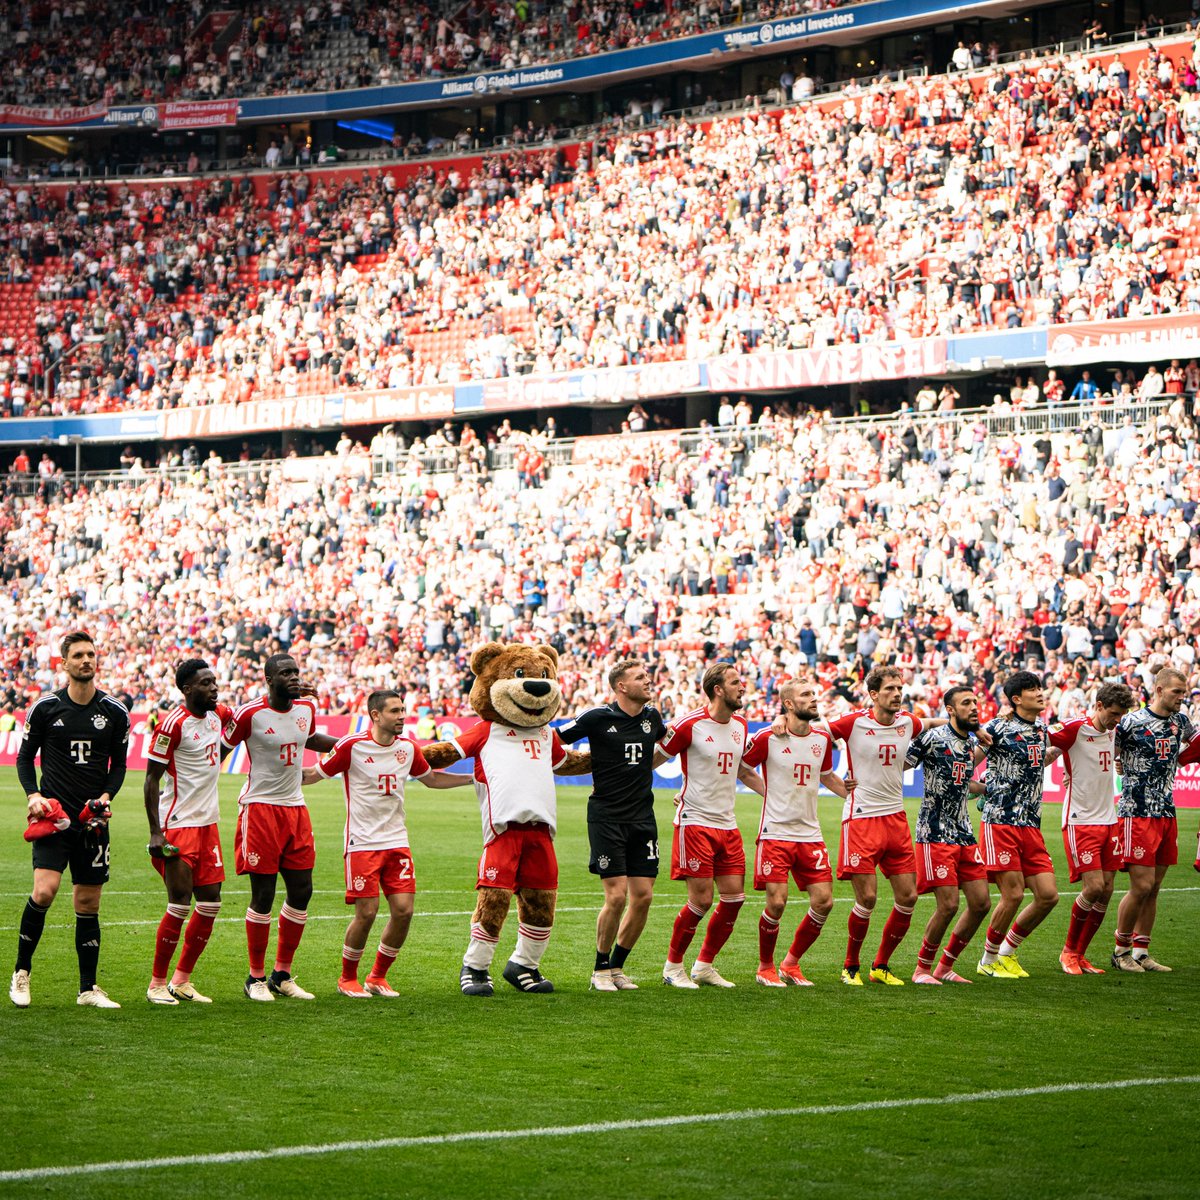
1,1076,1196,1184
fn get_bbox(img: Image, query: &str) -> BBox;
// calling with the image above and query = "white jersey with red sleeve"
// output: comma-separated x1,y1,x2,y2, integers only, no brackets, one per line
147,702,233,829
317,732,431,853
743,726,832,843
827,709,922,821
450,720,567,844
1049,717,1117,827
224,696,318,807
659,707,748,831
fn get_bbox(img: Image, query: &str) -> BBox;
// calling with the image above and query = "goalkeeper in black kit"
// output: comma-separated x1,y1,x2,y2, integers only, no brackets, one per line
558,660,670,992
11,632,130,1009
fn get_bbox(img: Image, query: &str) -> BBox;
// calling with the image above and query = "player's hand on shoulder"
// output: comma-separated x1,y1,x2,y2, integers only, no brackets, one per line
770,715,787,737
976,727,994,748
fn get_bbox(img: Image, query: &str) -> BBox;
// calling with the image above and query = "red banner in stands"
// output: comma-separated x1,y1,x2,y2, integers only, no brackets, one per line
0,101,108,127
157,100,240,130
572,429,681,463
480,359,704,411
161,395,327,441
341,385,455,425
706,338,947,392
1046,313,1200,367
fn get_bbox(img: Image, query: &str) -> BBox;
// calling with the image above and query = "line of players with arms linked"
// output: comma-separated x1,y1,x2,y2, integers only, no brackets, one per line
8,630,1197,1008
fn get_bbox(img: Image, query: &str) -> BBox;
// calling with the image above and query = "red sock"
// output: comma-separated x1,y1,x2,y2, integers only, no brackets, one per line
668,902,706,964
175,901,221,978
697,897,744,964
983,923,1007,958
872,903,915,970
341,944,364,983
274,904,307,974
1077,903,1107,955
758,913,780,967
1002,921,1031,952
935,931,972,976
1132,933,1150,952
245,907,272,977
785,910,827,963
1114,927,1133,950
152,904,189,982
369,942,400,980
1064,897,1093,953
916,936,939,971
845,903,872,970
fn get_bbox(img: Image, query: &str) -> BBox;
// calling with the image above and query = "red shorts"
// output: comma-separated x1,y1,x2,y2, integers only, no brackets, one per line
152,823,225,888
671,824,746,880
477,824,558,891
981,823,1054,879
753,839,832,890
916,841,987,893
345,847,415,903
1063,823,1122,883
837,813,916,879
234,804,316,875
1118,816,1178,869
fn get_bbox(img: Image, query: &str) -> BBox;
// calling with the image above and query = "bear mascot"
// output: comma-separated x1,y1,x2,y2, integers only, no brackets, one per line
421,642,590,995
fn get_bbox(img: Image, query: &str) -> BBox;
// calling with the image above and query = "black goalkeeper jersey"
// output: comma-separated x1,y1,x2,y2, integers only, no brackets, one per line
16,688,130,816
557,703,668,824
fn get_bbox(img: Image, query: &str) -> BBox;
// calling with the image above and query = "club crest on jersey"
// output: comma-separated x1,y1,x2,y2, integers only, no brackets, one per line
641,720,652,734
687,857,701,871
247,852,260,867
297,717,308,732
1080,851,1093,864
849,853,862,867
485,866,499,881
761,860,774,876
597,855,610,870
92,714,107,730
353,875,366,892
935,865,949,880
1133,846,1145,859
998,851,1012,865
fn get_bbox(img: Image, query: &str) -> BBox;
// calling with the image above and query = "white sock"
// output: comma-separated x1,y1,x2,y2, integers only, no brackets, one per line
463,922,498,971
511,922,551,969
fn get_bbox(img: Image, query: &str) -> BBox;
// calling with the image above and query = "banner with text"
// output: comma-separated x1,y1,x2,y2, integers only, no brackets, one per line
1046,313,1200,367
157,99,240,130
706,337,947,392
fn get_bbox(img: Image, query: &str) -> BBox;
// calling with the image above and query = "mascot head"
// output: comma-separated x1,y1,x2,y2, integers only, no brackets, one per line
469,642,563,728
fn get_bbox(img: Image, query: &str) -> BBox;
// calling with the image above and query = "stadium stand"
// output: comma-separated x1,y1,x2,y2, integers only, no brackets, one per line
3,30,1200,417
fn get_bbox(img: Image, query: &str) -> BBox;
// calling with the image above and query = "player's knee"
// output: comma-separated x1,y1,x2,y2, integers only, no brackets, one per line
356,898,380,922
811,896,834,919
765,900,786,920
287,883,313,909
895,886,918,909
936,895,959,919
1039,888,1059,911
31,883,58,907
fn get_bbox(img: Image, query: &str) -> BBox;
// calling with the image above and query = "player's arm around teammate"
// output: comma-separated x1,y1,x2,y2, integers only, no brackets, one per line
11,631,129,1009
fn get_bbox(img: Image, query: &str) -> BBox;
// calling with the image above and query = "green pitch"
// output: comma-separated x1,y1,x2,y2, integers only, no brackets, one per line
0,774,1197,1199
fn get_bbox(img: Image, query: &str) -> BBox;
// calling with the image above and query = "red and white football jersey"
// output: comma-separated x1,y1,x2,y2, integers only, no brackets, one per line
743,727,832,843
146,703,233,829
451,720,567,844
827,709,922,821
659,707,748,831
317,732,431,853
1049,717,1117,827
224,697,318,807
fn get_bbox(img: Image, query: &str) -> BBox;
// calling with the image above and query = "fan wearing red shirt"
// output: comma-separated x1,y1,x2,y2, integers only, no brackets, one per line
827,666,932,986
657,663,752,989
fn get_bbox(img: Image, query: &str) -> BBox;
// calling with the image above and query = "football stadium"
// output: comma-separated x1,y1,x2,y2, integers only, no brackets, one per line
1,0,1199,1195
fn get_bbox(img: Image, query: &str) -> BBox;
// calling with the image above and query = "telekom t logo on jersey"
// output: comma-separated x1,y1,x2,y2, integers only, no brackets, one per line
878,743,898,767
792,763,812,786
522,740,542,760
951,762,970,786
1154,738,1173,759
279,743,298,766
716,751,735,774
377,773,399,796
1099,750,1113,772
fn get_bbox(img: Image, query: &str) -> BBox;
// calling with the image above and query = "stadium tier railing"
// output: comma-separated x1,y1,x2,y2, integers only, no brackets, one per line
1,395,1175,494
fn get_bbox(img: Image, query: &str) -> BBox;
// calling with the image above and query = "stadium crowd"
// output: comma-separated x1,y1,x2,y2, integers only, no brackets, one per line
0,0,860,110
3,388,1199,725
4,30,1200,416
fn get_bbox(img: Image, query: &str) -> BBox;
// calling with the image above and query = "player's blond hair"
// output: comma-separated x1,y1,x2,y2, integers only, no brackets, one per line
1155,667,1188,690
608,659,643,691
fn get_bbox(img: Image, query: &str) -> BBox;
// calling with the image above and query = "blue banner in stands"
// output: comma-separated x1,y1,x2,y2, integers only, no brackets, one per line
0,412,164,444
0,0,1007,130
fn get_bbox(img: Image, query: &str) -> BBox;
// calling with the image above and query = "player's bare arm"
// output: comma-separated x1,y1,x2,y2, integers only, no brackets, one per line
820,770,852,800
143,760,170,853
300,766,324,787
417,770,476,789
305,730,338,754
652,747,671,768
737,764,765,797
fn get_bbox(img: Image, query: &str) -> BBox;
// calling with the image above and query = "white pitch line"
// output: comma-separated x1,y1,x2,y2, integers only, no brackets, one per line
1,1076,1196,1184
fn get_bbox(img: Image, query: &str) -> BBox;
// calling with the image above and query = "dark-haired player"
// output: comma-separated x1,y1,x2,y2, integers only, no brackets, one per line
224,653,337,1001
977,670,1061,979
143,659,232,1004
1111,667,1194,972
11,631,130,1009
557,660,669,991
906,686,990,985
1051,682,1135,975
827,666,925,986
